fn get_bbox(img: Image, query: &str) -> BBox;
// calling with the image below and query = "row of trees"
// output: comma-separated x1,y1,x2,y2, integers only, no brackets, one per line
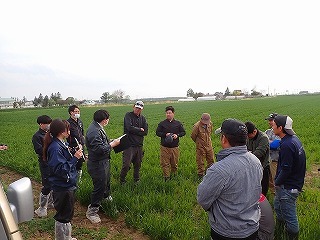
13,89,130,108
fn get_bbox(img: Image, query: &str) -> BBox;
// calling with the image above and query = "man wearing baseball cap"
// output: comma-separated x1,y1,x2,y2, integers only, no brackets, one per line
264,113,281,194
120,100,148,185
198,118,263,239
272,115,306,240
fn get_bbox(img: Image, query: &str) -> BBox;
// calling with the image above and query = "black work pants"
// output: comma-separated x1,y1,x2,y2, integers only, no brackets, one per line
211,229,258,240
39,160,51,195
53,189,75,223
120,146,143,182
87,159,111,207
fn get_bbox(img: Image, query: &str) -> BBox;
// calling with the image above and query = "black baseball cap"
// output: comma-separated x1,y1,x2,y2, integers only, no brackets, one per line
215,118,248,136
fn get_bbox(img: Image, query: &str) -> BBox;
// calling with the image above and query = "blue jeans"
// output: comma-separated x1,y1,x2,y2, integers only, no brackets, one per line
274,185,299,233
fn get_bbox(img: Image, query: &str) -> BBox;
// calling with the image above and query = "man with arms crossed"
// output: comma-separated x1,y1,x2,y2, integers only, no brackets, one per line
197,118,263,240
120,100,148,184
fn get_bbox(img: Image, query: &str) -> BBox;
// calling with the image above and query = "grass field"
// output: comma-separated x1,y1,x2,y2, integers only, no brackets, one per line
0,94,319,239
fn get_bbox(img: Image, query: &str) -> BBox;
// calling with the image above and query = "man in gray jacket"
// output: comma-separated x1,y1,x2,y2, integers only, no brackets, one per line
197,118,263,240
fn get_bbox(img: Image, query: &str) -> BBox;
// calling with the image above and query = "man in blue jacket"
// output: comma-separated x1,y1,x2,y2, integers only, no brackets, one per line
272,115,306,240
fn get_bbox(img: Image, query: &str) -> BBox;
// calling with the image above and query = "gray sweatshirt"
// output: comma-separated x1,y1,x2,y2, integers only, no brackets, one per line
197,145,263,238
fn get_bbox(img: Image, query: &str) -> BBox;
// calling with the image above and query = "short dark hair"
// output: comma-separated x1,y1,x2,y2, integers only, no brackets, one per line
165,106,175,113
224,133,247,146
215,119,248,146
68,105,79,114
93,109,110,123
37,115,52,124
244,121,256,134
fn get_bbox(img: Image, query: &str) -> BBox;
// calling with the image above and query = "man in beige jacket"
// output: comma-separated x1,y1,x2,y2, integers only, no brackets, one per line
191,113,215,179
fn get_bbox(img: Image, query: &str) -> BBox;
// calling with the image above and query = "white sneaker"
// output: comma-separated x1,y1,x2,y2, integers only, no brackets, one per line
86,212,101,223
34,207,47,217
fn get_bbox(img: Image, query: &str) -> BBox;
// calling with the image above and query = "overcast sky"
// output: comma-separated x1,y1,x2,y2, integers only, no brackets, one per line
0,1,319,101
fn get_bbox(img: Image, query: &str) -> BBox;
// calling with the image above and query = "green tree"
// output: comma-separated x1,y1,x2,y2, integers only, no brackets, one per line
187,88,194,97
224,87,230,96
101,92,111,103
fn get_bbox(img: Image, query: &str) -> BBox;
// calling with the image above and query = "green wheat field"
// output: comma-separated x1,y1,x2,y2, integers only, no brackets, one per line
0,94,319,239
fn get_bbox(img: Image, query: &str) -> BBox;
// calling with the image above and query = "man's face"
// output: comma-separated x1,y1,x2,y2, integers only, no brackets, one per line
166,110,174,121
133,107,143,116
247,129,257,139
272,121,281,136
268,119,274,127
71,108,80,119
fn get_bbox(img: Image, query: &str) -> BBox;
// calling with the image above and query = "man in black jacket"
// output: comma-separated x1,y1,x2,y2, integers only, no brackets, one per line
67,105,85,183
32,115,53,217
120,101,148,185
156,106,186,181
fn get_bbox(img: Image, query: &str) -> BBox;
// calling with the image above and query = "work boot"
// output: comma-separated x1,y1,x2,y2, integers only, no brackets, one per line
86,204,101,224
55,221,77,240
287,231,299,240
34,192,49,217
47,191,55,209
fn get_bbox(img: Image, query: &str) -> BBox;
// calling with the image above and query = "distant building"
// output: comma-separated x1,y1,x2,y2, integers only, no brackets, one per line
0,97,15,109
197,96,217,101
178,97,195,102
299,91,309,95
225,95,245,100
81,100,96,105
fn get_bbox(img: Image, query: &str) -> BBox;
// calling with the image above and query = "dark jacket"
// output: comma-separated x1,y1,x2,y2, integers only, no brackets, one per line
123,111,148,147
67,117,85,148
85,121,112,162
32,128,47,161
275,134,306,191
47,138,78,191
247,130,270,168
156,119,186,148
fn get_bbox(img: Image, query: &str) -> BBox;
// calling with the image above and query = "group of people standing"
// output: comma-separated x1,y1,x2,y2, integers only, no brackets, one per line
30,101,189,239
30,101,306,240
197,113,306,240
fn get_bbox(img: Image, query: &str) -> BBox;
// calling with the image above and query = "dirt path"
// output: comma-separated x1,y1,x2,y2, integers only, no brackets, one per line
0,166,150,240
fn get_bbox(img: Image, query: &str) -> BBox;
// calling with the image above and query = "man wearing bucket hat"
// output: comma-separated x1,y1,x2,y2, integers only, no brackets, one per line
197,118,263,239
272,115,306,240
191,113,215,179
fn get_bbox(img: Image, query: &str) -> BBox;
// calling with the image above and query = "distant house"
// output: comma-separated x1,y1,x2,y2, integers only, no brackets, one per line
299,91,309,95
0,97,15,109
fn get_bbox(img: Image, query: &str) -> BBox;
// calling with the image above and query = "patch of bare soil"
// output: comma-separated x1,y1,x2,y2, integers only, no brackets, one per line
0,166,150,240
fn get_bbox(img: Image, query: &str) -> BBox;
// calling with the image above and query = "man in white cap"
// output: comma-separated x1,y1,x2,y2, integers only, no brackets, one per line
272,115,306,240
120,100,148,184
191,113,215,179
